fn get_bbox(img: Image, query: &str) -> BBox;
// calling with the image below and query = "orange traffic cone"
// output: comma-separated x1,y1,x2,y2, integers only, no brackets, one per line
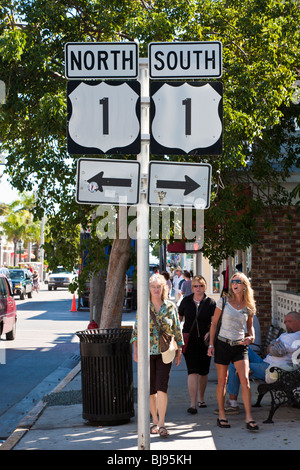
70,294,77,312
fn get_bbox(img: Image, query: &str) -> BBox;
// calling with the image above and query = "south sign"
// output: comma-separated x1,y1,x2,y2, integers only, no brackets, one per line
149,41,222,79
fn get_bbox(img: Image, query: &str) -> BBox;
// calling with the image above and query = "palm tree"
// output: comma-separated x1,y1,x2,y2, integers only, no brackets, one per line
15,193,41,262
1,210,27,266
0,193,41,266
0,202,8,216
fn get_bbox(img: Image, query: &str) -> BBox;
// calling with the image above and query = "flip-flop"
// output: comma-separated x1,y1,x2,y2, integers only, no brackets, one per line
187,406,197,414
217,418,231,428
198,401,207,408
150,424,159,434
246,421,259,432
158,426,169,438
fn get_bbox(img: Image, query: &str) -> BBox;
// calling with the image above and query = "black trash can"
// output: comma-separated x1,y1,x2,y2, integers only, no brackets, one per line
76,328,134,425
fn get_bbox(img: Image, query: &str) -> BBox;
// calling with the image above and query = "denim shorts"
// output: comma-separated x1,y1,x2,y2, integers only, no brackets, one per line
214,338,248,365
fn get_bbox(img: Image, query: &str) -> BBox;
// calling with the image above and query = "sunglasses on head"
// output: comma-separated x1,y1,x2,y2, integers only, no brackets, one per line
231,279,242,284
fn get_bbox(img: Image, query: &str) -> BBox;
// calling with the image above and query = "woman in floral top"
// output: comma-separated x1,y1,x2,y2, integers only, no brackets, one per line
132,273,183,438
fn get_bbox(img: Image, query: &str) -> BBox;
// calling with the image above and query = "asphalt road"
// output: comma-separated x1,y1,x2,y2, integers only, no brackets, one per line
0,284,89,440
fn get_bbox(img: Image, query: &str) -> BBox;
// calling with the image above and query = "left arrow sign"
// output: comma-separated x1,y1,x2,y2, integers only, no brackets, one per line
76,158,140,206
87,171,132,192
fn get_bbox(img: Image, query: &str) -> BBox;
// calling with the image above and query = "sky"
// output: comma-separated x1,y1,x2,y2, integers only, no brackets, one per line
0,173,20,204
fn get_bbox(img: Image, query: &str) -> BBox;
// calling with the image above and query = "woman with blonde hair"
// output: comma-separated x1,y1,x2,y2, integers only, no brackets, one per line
207,272,259,431
132,273,183,438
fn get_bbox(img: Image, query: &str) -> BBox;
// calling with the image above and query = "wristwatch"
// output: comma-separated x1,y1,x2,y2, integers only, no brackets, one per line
208,345,214,348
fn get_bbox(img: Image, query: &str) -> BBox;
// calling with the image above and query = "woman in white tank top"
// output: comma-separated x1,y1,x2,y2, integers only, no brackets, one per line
207,272,259,432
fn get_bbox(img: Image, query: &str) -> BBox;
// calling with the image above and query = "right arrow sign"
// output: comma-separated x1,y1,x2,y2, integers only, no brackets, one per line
148,161,211,208
156,174,200,196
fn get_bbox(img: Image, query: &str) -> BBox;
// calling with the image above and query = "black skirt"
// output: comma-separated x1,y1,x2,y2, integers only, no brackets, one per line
183,337,211,375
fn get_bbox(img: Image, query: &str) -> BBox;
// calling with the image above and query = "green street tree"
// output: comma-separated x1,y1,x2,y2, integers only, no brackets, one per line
0,1,299,326
0,193,41,265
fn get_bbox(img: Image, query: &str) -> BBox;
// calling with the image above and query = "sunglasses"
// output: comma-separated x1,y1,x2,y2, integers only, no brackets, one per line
194,284,206,288
231,279,242,284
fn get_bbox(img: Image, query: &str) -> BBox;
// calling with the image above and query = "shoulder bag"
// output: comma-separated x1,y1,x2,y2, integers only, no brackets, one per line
150,307,176,364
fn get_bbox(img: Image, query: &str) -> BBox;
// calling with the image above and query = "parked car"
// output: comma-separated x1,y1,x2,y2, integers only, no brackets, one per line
0,274,17,340
48,267,77,290
9,268,33,300
0,267,13,291
149,264,159,275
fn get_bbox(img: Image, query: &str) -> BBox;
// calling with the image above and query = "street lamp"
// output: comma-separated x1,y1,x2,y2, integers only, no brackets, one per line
18,239,22,265
0,235,2,267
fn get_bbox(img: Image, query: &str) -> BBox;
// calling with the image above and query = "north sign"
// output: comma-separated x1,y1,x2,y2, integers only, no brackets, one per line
149,41,222,79
148,161,211,208
76,158,140,205
65,42,139,79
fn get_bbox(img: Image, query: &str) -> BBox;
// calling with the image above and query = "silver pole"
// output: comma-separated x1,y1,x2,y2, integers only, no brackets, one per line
137,57,150,450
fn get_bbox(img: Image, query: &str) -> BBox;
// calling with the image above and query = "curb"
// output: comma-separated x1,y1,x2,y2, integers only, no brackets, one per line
0,362,81,451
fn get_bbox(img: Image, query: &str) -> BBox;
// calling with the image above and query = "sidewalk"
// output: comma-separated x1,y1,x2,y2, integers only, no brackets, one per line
2,313,300,451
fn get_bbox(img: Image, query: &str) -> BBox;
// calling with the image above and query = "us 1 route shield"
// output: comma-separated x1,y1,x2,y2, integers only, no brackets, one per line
150,81,223,155
67,80,140,154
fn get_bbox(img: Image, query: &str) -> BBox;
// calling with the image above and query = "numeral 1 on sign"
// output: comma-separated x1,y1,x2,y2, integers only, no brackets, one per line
99,97,109,135
182,98,191,135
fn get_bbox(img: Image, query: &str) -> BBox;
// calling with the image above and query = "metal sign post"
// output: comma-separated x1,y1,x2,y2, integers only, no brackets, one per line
68,41,221,451
136,57,150,451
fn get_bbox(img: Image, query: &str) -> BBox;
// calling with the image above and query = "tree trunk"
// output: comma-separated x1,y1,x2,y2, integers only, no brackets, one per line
89,269,106,327
100,236,132,328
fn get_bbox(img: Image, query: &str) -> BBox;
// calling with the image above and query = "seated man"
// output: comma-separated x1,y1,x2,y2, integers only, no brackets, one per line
224,311,300,414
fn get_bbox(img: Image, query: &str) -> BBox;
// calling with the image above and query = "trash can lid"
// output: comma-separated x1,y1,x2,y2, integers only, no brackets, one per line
76,328,132,343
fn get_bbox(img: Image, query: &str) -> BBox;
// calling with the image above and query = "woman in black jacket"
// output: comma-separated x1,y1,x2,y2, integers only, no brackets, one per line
179,275,216,414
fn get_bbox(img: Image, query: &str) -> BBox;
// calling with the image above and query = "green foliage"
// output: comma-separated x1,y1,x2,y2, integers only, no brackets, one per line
0,0,299,274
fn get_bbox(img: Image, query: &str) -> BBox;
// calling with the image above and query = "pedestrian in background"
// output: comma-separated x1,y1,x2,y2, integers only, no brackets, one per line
172,266,184,303
180,270,193,298
161,271,172,298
